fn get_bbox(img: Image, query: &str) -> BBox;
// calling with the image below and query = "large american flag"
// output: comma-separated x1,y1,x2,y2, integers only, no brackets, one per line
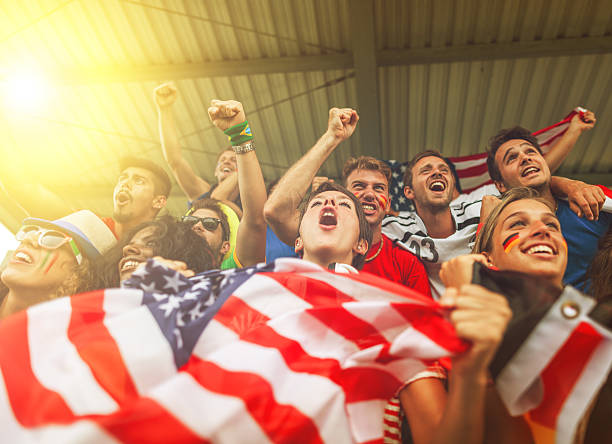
0,258,610,444
386,107,588,211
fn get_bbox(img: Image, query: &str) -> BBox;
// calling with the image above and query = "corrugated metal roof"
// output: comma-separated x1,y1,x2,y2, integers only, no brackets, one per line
0,0,611,234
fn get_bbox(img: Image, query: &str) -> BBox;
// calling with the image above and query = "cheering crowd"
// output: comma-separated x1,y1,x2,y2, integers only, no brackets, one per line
0,81,610,444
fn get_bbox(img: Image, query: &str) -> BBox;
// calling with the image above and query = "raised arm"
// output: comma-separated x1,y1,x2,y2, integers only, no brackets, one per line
208,100,267,266
263,108,359,245
154,82,211,201
543,110,596,173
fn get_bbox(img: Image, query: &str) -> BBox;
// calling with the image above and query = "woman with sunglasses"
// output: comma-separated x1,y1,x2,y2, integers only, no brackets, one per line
0,210,116,319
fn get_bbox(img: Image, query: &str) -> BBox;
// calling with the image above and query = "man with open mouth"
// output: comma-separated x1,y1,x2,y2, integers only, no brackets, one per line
107,157,172,240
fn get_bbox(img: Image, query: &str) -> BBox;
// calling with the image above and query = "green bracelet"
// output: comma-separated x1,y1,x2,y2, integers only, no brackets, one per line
224,120,253,146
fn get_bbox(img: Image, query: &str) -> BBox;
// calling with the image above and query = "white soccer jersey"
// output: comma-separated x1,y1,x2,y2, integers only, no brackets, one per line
382,185,499,299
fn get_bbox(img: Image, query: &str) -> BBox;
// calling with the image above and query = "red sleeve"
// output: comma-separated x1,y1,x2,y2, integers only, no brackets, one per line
394,246,432,299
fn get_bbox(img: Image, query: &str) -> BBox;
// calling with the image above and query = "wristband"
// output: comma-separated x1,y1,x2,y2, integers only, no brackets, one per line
233,140,255,155
224,120,253,146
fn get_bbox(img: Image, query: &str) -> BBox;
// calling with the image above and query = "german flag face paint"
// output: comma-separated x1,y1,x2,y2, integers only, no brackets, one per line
502,233,520,253
377,194,389,210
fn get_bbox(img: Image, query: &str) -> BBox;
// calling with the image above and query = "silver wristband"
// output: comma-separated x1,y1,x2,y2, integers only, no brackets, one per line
233,140,255,155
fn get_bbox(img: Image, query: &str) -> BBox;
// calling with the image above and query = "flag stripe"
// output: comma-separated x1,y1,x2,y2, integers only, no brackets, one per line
28,298,118,415
528,322,603,427
68,291,140,405
212,296,407,401
185,357,329,444
0,310,76,425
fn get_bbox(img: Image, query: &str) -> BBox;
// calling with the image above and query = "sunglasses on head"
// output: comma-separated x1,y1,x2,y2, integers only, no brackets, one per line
16,225,83,264
181,215,222,232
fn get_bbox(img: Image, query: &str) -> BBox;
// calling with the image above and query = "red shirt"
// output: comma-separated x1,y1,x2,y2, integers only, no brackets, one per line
361,234,432,298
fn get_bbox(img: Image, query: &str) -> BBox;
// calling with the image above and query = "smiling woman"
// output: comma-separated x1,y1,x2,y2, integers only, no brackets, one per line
93,215,216,288
0,211,116,319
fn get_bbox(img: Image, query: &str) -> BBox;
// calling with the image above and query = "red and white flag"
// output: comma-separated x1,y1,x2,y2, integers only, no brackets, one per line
0,258,610,443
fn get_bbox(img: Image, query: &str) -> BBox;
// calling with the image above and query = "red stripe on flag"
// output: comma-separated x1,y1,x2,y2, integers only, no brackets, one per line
528,322,603,428
214,295,405,402
185,357,326,444
68,291,140,404
462,179,493,194
96,397,206,444
0,311,75,426
454,162,489,179
448,152,488,162
597,185,612,199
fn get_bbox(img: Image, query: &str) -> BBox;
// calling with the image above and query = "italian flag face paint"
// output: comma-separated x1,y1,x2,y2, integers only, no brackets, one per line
503,233,520,253
37,251,52,270
43,252,59,274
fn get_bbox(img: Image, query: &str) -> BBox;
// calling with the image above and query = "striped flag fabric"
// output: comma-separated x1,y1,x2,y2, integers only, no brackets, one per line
385,106,588,210
0,258,467,444
0,258,610,443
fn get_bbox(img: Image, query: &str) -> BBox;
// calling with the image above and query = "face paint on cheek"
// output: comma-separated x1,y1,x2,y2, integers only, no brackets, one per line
377,194,389,210
43,252,60,275
37,251,52,270
502,233,520,253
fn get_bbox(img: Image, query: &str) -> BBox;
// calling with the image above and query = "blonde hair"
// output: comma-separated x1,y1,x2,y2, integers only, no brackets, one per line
472,187,554,254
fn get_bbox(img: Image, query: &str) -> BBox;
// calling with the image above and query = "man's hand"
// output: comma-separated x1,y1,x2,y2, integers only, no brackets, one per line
154,82,178,109
440,254,491,289
440,284,511,376
325,107,359,142
566,180,605,220
136,256,195,278
480,195,501,223
208,100,246,132
568,109,596,134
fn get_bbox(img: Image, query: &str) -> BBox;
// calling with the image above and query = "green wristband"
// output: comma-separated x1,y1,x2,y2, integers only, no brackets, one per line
224,120,253,146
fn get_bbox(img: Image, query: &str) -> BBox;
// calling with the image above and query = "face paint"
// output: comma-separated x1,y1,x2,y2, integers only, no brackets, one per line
37,251,52,270
43,252,60,274
502,233,520,253
377,194,389,210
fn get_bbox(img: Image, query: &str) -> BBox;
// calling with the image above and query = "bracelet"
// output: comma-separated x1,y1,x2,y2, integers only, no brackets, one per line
224,120,253,146
233,140,255,155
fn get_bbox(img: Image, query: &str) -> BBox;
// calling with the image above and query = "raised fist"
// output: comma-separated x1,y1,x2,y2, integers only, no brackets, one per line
208,99,246,132
154,82,178,109
326,107,359,142
568,109,596,133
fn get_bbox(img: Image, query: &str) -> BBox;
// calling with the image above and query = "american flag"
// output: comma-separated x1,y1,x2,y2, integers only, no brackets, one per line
386,107,588,211
0,258,610,444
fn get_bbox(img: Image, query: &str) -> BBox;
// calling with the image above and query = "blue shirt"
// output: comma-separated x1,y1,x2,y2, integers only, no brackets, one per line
266,226,298,262
557,199,612,291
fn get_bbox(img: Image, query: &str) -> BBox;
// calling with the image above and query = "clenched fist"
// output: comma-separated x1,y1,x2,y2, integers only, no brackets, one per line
326,107,359,142
154,82,178,109
208,99,246,132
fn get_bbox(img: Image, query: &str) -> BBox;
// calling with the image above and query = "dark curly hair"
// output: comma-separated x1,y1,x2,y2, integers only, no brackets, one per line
91,215,215,288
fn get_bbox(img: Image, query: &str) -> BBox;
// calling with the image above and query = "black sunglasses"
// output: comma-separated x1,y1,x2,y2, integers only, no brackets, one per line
181,215,222,232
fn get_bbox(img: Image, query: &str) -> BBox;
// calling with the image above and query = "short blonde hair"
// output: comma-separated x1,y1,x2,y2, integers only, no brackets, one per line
472,187,554,254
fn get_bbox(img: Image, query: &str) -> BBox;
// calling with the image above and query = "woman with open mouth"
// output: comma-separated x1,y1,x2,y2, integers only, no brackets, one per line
0,210,116,319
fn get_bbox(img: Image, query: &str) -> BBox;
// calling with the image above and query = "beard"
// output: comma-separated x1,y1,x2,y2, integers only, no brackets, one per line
113,207,133,223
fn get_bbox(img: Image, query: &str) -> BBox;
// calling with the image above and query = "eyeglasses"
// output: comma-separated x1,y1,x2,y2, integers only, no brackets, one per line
181,215,222,232
16,225,83,264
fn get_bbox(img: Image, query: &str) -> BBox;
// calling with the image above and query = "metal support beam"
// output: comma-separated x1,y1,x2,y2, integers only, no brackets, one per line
349,0,381,156
53,54,353,84
36,37,612,84
378,36,612,66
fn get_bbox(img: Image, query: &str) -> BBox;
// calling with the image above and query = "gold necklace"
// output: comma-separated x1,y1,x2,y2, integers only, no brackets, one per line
364,237,384,263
